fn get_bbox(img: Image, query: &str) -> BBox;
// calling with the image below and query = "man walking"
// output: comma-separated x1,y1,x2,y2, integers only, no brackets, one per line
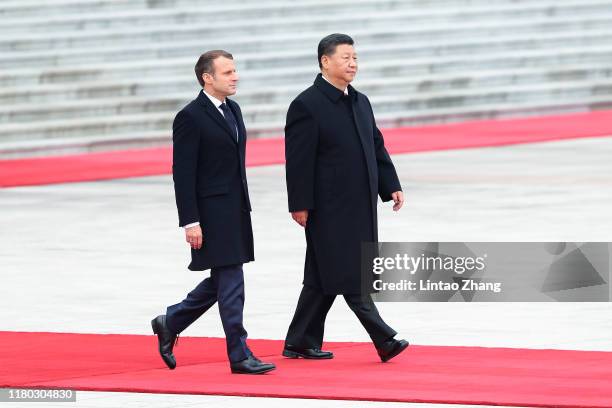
283,34,409,362
152,50,275,375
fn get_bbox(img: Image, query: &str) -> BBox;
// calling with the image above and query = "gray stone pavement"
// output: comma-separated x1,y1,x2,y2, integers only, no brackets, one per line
1,136,612,407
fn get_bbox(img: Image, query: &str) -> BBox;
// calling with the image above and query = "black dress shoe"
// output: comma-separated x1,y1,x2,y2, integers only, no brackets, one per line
151,315,177,369
376,338,409,362
282,344,334,359
230,356,276,374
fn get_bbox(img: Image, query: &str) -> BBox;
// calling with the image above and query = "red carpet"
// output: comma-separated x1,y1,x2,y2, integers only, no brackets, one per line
1,331,612,407
1,110,612,188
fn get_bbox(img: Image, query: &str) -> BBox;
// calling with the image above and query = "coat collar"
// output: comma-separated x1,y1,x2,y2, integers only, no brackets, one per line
194,91,238,144
201,88,225,109
314,73,357,103
196,88,226,112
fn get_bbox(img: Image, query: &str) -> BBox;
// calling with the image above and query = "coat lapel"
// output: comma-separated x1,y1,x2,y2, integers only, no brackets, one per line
195,91,237,144
348,89,379,244
349,88,376,178
227,99,248,164
227,98,245,144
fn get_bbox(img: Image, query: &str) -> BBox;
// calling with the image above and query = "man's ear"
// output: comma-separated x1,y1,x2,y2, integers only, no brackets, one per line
202,72,211,85
320,55,328,70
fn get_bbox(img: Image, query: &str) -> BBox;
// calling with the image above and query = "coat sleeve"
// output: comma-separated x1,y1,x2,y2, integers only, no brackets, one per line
285,98,319,212
172,109,200,227
368,98,402,202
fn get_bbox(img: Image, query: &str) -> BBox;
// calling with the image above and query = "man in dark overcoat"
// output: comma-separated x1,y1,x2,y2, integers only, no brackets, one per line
283,34,409,362
151,50,275,375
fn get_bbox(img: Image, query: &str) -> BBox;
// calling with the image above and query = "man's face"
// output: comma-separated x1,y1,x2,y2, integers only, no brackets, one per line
322,44,358,84
203,56,239,97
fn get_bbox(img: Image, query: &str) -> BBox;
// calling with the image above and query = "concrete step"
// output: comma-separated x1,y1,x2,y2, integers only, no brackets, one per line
0,0,588,19
2,0,611,155
0,0,413,34
1,0,609,36
2,5,612,52
3,65,612,122
2,96,612,160
240,81,612,124
0,131,172,159
0,0,147,19
4,21,612,69
0,48,612,104
3,34,612,88
373,99,612,127
1,80,610,141
0,47,612,104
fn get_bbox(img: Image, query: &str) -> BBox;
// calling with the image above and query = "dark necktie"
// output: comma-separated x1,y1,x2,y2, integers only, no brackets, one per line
219,102,239,142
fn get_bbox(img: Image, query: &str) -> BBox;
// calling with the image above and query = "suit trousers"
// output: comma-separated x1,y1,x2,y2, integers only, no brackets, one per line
285,284,397,349
165,264,249,363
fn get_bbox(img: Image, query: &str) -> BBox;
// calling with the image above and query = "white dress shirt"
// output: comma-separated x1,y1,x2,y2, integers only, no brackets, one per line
202,89,225,115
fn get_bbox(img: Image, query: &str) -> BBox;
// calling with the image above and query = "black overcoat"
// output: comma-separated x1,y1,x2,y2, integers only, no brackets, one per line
173,91,254,271
285,74,401,294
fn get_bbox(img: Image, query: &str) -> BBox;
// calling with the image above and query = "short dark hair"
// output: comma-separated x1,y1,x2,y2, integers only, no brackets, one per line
194,50,233,87
317,33,354,69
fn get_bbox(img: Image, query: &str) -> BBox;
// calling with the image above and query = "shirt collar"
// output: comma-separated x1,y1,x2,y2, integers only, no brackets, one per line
321,74,349,95
315,73,355,103
201,89,225,109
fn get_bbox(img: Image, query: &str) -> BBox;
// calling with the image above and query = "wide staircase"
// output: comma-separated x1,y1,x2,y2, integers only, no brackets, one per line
1,0,612,157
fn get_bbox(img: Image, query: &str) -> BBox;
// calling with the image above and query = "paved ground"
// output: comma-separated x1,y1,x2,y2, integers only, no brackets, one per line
2,136,612,407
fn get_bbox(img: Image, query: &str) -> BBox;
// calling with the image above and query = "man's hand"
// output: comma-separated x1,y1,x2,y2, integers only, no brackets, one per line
185,225,203,249
291,210,309,227
391,191,404,211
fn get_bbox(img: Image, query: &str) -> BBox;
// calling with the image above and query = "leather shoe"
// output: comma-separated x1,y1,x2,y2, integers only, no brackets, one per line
151,315,177,369
376,338,409,362
230,356,276,374
282,344,333,359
